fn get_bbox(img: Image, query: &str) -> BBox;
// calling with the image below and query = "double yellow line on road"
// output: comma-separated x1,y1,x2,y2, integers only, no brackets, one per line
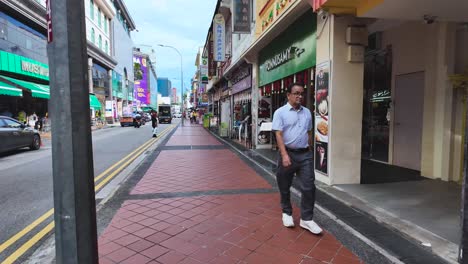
0,125,175,264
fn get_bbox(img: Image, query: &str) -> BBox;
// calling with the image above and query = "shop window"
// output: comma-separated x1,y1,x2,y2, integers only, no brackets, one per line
91,28,95,43
90,0,94,19
98,35,102,49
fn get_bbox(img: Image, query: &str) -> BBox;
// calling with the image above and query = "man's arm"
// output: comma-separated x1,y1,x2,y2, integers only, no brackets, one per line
275,131,292,167
308,131,314,150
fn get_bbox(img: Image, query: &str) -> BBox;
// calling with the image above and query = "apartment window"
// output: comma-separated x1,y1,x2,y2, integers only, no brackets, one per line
105,40,108,54
98,9,101,27
90,0,94,19
98,35,102,49
91,28,95,43
104,17,108,34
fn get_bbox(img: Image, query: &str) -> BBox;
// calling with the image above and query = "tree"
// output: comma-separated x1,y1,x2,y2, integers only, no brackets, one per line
134,62,143,81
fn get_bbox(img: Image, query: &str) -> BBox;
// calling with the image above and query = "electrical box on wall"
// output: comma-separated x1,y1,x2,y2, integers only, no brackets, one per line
348,45,364,63
346,26,368,46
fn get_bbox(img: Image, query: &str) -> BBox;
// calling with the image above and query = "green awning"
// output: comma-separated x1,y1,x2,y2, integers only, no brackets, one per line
89,94,101,109
1,76,49,99
141,106,156,112
0,81,22,97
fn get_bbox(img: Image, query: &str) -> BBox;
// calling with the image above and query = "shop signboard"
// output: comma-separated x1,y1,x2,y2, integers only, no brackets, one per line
0,51,49,81
208,36,217,77
231,64,252,94
213,14,226,62
133,54,150,105
314,61,330,175
200,56,209,83
257,0,297,35
258,11,316,86
233,0,251,33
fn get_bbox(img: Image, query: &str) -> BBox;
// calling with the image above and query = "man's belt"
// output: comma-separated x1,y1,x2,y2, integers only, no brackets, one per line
286,147,309,153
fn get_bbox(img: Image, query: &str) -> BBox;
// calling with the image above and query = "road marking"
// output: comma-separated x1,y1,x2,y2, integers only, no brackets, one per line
94,125,172,183
0,125,175,264
94,126,173,191
1,222,55,264
0,209,54,254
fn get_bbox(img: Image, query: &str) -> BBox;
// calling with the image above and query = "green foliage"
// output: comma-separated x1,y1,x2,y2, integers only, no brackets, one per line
134,63,143,81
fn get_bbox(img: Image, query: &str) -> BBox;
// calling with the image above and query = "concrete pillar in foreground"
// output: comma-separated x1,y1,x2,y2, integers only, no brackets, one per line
47,0,98,262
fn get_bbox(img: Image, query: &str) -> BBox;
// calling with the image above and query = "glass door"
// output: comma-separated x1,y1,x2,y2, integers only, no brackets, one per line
362,47,392,162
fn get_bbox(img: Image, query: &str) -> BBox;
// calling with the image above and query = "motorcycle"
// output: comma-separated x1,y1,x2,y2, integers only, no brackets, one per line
133,114,142,128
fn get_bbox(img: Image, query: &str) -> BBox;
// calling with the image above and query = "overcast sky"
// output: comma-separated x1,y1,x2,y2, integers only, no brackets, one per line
126,0,217,96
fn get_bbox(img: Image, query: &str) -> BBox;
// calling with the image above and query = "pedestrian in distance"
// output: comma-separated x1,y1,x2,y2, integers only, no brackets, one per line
151,110,158,137
272,82,322,235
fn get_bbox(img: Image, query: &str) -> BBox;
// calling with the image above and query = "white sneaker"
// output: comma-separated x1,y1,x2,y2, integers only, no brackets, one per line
300,219,322,234
282,213,295,227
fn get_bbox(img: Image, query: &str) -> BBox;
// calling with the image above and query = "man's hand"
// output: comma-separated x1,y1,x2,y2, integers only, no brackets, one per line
282,154,292,167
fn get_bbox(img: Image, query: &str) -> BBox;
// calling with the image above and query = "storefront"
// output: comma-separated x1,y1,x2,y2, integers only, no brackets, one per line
229,63,253,147
0,50,49,123
256,10,317,149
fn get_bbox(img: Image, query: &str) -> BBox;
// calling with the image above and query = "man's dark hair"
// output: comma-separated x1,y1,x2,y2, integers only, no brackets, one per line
286,82,305,93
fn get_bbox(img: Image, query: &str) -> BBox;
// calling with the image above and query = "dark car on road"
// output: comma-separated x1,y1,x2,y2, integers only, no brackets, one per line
0,116,41,153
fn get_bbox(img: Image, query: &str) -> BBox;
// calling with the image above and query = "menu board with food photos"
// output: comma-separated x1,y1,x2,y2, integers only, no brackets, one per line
314,61,330,175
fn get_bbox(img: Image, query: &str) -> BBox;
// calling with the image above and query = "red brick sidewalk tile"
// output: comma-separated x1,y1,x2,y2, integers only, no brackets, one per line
166,126,222,146
98,127,361,263
99,194,362,264
131,149,271,194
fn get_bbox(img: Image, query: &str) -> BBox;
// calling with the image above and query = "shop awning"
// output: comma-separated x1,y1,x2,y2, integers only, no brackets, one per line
140,106,157,112
0,81,22,97
1,76,50,99
89,94,101,109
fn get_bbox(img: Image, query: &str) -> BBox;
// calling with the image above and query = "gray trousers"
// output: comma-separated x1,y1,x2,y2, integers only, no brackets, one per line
276,150,316,221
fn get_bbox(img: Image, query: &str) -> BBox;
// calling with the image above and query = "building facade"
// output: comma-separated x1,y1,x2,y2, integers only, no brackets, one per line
156,77,171,97
111,0,136,117
0,0,50,125
133,49,158,110
84,0,117,122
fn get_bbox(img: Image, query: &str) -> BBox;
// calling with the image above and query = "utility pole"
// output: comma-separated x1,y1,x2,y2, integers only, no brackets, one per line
460,96,468,263
47,0,98,263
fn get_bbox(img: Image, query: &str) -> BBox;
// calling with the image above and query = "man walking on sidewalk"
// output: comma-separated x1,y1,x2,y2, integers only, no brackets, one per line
272,82,322,235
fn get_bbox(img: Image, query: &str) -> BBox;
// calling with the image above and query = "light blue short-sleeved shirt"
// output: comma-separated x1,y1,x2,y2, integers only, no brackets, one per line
272,103,313,149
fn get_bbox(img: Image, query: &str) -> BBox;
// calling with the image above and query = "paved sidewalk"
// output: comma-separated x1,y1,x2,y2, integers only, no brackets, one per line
98,124,362,264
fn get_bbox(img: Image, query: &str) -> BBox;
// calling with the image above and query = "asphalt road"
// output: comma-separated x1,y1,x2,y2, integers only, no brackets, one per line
0,119,177,262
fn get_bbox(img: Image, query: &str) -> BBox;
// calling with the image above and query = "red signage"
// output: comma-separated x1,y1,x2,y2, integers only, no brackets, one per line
46,0,53,43
310,0,328,11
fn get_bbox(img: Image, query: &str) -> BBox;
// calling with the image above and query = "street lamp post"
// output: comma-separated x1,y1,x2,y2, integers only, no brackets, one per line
157,44,184,126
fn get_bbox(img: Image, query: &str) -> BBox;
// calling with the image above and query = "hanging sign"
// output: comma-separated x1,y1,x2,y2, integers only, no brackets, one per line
46,0,53,43
233,0,251,33
213,14,226,62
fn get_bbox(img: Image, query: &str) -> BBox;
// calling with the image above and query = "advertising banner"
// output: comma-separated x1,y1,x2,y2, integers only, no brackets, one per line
133,55,149,105
258,12,316,86
213,14,226,62
233,0,251,33
314,61,330,175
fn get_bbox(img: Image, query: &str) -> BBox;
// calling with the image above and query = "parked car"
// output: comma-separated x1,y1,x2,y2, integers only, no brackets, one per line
173,113,182,118
0,116,41,153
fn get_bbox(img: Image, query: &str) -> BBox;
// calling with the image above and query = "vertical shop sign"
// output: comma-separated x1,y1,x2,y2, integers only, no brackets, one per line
200,56,208,83
213,14,226,62
208,36,216,77
314,61,330,175
233,0,251,33
46,0,53,43
133,55,149,105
